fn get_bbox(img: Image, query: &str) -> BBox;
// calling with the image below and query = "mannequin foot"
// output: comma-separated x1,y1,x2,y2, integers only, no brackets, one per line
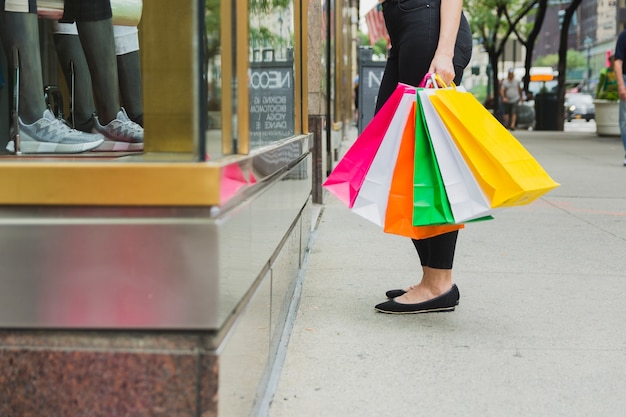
92,108,143,152
6,109,104,154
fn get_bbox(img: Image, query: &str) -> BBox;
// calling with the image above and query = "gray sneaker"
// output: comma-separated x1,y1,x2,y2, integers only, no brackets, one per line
92,108,143,145
5,109,104,154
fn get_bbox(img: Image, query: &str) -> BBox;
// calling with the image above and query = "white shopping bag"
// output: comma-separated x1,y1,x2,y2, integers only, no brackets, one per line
351,89,416,226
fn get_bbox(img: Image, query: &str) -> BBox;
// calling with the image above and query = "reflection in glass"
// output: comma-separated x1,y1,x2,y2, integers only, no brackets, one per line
205,0,223,159
248,0,295,149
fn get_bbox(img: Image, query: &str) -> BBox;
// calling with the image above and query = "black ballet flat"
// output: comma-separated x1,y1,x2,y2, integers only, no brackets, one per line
375,284,460,314
385,289,407,299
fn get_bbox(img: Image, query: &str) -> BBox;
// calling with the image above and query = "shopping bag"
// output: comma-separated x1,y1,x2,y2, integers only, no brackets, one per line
412,89,455,226
323,83,411,207
383,101,464,238
428,88,560,207
351,89,416,226
418,88,493,223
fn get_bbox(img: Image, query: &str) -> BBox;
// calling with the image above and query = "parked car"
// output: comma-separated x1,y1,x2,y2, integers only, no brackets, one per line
564,93,595,122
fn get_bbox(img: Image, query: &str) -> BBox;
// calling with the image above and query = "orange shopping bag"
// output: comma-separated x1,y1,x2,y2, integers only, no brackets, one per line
384,102,463,239
324,83,411,208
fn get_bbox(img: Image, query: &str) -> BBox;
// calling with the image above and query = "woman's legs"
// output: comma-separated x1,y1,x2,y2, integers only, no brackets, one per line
396,232,458,303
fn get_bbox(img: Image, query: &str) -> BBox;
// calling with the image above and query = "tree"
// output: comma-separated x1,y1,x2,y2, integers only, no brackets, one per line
508,0,548,92
466,0,540,112
555,0,584,130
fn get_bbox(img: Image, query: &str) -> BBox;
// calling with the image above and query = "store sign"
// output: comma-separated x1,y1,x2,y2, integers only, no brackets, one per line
250,62,295,145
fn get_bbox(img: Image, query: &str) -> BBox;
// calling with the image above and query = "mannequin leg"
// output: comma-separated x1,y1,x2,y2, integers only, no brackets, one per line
53,31,97,131
114,25,143,127
117,50,143,127
75,18,119,124
76,18,142,144
0,10,46,123
0,9,103,153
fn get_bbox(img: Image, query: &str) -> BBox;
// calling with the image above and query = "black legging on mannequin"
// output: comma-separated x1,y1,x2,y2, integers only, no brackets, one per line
53,32,97,131
53,11,145,130
59,0,120,124
76,19,120,124
374,0,472,271
117,50,143,126
0,8,47,123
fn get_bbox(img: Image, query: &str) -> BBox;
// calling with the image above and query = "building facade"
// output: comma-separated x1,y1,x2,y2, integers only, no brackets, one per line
0,1,358,416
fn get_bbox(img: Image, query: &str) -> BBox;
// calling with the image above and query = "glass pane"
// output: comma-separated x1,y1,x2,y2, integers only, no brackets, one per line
248,0,295,150
205,0,224,159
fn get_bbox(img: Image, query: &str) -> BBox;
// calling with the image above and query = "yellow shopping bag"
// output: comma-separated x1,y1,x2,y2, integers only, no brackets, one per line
429,89,559,207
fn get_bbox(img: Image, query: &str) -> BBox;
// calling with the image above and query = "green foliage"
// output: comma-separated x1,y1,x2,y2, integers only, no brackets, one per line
250,0,291,13
357,31,368,45
205,0,221,57
565,50,586,69
596,67,619,101
372,39,388,58
533,50,585,71
470,83,488,103
534,53,557,68
598,91,619,101
357,30,387,59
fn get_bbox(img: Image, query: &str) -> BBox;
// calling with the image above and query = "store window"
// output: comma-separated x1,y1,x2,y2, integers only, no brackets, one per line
248,0,296,150
204,0,224,159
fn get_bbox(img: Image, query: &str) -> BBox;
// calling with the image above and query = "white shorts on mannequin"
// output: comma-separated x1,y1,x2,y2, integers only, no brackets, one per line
51,21,139,55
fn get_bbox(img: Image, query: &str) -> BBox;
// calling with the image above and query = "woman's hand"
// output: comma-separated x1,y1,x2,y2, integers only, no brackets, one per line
428,51,455,86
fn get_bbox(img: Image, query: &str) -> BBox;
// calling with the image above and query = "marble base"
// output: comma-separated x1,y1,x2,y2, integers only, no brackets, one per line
0,331,218,417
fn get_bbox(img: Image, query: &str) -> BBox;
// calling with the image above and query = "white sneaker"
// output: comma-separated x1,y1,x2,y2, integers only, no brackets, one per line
92,139,144,152
5,109,104,154
91,108,143,152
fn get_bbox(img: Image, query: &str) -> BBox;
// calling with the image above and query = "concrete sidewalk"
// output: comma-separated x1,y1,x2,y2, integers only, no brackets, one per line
267,126,626,416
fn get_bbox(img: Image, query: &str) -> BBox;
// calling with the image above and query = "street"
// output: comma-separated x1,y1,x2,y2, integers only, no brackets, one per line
564,118,598,133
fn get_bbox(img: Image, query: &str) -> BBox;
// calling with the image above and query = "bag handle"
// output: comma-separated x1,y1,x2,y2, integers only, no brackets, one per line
418,73,456,89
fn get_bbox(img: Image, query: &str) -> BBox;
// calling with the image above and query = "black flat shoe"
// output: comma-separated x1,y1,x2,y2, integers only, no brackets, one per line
375,284,460,314
385,289,407,299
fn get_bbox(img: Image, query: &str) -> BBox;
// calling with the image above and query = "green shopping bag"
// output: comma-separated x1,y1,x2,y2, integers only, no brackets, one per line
412,89,455,226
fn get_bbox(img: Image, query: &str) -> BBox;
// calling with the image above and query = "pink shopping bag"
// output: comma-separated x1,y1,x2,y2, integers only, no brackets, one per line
323,83,414,208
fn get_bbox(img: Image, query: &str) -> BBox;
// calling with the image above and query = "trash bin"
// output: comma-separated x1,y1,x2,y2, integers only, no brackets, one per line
534,92,559,131
358,47,386,134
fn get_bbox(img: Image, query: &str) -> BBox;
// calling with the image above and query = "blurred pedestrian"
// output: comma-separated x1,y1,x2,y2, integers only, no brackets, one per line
613,30,626,166
500,68,523,130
